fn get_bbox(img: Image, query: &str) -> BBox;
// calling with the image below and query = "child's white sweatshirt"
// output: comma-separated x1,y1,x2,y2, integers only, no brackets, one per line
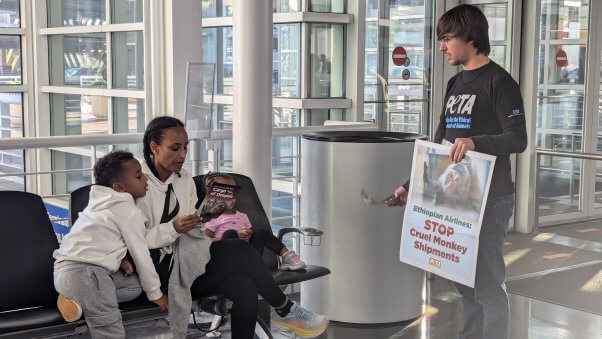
53,185,162,301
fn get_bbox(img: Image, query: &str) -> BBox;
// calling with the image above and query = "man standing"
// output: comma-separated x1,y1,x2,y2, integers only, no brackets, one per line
392,5,527,339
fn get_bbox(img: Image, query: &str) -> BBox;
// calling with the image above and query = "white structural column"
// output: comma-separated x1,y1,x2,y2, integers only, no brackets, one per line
233,0,273,216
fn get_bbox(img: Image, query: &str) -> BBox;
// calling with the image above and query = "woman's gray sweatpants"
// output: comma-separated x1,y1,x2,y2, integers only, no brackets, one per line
54,260,143,338
455,194,514,339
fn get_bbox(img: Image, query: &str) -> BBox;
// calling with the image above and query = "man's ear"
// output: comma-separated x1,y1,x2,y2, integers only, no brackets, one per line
112,181,126,192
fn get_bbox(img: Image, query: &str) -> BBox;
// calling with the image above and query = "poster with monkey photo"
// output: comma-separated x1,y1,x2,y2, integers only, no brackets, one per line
400,140,495,287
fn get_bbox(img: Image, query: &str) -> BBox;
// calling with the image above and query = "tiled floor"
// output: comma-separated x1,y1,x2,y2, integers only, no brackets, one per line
77,224,602,338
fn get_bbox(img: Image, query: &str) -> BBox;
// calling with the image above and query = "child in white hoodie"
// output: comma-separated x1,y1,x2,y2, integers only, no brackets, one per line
53,151,167,339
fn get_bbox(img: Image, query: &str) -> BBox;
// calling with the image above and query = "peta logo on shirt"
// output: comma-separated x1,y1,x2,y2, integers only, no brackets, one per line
445,94,476,115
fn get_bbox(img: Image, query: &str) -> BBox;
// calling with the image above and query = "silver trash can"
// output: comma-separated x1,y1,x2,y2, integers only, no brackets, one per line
300,131,425,324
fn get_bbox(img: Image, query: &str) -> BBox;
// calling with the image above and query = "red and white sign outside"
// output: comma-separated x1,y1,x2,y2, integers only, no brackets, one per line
556,50,568,68
392,46,407,66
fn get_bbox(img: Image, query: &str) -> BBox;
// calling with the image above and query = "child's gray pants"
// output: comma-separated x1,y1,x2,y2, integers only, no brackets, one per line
54,260,143,338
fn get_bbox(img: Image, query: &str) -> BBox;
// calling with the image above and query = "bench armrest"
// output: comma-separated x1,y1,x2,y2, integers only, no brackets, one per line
277,227,323,246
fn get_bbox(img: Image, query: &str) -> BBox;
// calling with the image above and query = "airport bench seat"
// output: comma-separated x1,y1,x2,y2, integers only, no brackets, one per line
0,173,329,338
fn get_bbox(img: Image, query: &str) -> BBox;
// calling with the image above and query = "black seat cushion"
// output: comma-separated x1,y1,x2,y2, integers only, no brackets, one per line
0,307,65,333
0,191,63,332
273,266,331,286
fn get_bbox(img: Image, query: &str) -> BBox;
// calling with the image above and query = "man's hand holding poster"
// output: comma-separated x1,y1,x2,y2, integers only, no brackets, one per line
399,140,496,287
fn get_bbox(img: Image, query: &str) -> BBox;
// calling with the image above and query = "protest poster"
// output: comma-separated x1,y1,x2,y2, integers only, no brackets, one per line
399,139,496,287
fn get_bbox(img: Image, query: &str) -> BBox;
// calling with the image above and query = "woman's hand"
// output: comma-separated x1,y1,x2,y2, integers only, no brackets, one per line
386,185,408,206
172,214,201,234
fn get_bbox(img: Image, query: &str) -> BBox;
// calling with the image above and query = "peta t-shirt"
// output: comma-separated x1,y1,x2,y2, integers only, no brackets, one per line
435,61,527,197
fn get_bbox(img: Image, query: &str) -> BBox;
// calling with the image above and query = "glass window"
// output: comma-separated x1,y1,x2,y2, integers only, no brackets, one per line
50,93,109,136
111,0,143,24
273,24,300,98
47,0,106,27
273,108,300,127
0,36,21,85
309,24,344,98
548,44,587,85
0,0,20,28
202,27,233,95
308,109,344,126
201,0,232,18
541,0,589,40
310,0,344,13
113,98,144,133
274,0,299,12
51,151,92,194
0,93,24,191
49,34,107,88
112,31,144,89
211,103,233,130
113,98,144,157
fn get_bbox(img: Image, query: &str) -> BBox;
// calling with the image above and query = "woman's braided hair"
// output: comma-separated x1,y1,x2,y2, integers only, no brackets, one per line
143,116,184,177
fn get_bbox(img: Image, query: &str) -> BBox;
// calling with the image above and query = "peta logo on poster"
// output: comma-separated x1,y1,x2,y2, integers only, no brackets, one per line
445,94,476,115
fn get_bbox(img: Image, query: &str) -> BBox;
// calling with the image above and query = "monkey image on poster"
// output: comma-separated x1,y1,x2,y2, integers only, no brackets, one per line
410,144,492,219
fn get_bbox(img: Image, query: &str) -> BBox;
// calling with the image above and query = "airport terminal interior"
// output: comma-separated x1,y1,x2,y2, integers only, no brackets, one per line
0,0,602,338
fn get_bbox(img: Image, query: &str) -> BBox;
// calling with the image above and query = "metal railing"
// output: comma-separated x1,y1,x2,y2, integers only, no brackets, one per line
534,148,602,233
0,123,377,228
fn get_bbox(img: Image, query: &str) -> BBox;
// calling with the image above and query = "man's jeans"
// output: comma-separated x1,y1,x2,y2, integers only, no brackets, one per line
455,194,514,339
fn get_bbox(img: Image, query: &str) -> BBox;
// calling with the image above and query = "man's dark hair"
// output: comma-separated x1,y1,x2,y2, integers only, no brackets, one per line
93,150,135,187
437,4,490,55
142,116,185,178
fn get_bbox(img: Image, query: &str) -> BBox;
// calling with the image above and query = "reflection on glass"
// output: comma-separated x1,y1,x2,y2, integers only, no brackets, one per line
202,27,233,95
537,90,584,134
210,103,233,130
113,98,144,133
50,93,109,136
273,108,300,128
541,0,589,41
0,36,21,85
538,155,581,216
548,44,586,85
274,0,299,12
201,0,232,18
595,49,602,207
474,3,507,41
0,93,24,191
113,98,144,157
112,31,144,89
111,0,142,23
272,137,295,178
490,46,506,69
51,151,92,194
273,24,300,97
308,109,344,126
310,24,344,98
47,0,106,27
49,34,107,87
0,0,20,28
310,0,344,13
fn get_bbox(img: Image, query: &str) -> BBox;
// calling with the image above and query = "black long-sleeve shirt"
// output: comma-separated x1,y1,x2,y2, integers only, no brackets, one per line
404,61,527,196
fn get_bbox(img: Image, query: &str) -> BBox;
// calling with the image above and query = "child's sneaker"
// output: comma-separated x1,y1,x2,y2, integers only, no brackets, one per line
280,251,306,270
57,294,82,322
271,302,328,338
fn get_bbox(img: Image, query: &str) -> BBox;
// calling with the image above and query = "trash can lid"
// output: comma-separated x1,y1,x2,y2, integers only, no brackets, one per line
302,131,426,143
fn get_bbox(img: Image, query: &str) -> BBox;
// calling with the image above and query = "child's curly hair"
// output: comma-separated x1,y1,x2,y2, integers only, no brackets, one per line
94,150,135,187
